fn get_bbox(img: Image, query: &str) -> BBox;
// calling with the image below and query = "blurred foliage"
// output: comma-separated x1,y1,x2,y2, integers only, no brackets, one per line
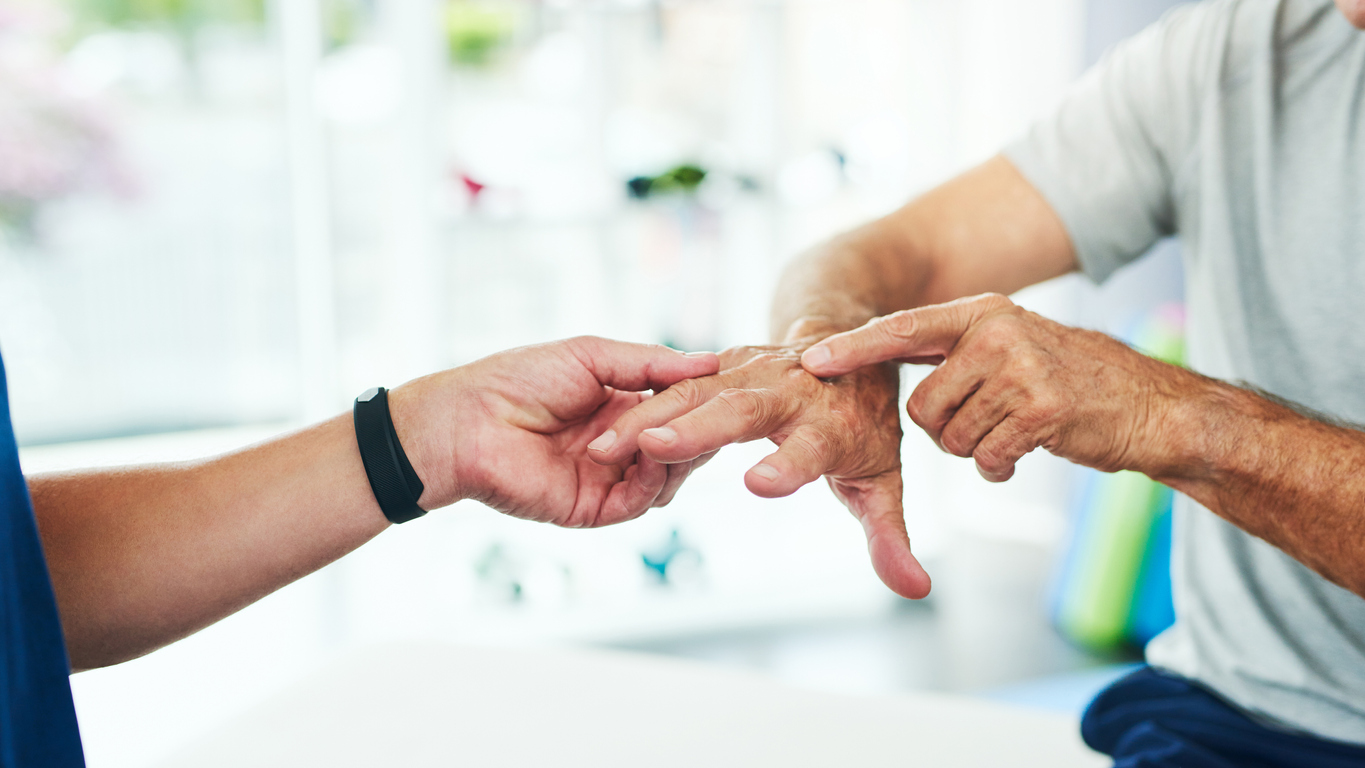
68,0,522,64
445,0,517,67
65,0,266,31
0,200,41,244
650,165,707,193
627,165,708,199
321,0,363,50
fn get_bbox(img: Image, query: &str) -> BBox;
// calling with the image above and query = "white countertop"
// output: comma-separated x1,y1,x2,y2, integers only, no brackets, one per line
152,642,1109,768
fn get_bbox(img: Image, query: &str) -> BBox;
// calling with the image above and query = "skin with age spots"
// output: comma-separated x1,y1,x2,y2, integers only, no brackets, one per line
801,293,1203,483
802,292,1365,598
590,344,931,600
588,155,1068,601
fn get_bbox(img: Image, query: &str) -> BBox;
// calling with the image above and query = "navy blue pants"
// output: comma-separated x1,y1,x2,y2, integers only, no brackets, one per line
1082,667,1365,767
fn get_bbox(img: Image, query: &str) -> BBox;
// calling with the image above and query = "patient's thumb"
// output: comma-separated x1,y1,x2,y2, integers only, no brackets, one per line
852,489,931,600
866,521,932,600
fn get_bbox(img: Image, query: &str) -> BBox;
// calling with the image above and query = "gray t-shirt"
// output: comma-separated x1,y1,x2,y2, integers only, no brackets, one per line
1006,0,1365,744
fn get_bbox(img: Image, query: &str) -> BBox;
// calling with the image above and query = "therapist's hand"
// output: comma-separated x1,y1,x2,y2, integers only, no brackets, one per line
389,337,719,528
586,344,932,600
800,293,1199,482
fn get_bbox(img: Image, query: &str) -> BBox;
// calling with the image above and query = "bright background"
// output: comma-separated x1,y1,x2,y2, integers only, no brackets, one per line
1,1,1182,766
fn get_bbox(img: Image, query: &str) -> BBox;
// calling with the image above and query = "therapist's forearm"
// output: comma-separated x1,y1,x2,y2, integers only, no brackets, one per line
29,415,391,670
29,337,718,670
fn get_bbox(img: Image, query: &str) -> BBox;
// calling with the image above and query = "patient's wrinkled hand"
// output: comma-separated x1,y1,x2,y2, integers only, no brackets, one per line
587,345,931,599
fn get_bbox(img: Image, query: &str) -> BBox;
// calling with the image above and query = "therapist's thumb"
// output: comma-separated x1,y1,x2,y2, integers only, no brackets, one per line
569,337,720,392
801,294,1011,377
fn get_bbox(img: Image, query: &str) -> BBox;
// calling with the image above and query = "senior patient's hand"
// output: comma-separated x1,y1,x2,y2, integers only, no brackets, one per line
586,345,932,599
801,294,1198,482
389,337,719,528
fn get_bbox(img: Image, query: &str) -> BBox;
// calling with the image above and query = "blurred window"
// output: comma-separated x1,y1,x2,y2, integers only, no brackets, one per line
0,0,293,444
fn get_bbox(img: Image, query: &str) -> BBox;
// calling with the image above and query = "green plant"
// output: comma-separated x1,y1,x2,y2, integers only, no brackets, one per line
627,164,709,199
66,0,266,32
445,1,517,67
649,164,706,194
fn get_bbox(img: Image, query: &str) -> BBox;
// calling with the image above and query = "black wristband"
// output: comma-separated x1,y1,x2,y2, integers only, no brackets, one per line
353,387,427,524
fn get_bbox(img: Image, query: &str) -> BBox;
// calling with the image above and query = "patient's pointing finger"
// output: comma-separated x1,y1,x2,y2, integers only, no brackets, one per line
802,294,1010,378
588,376,722,464
638,388,784,463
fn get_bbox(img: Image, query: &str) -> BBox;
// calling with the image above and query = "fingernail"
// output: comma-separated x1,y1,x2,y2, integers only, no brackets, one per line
588,430,617,452
751,464,781,482
642,427,677,445
802,346,831,369
684,351,713,358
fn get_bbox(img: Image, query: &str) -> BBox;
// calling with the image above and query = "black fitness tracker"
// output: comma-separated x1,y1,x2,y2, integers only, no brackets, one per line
353,387,427,524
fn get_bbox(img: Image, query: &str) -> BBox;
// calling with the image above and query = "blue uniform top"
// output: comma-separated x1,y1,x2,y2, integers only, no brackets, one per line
0,351,84,766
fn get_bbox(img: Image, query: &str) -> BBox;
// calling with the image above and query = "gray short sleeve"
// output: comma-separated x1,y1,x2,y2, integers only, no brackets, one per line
1005,1,1225,283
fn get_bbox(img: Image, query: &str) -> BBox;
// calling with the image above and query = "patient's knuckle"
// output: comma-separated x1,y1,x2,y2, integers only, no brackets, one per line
1018,386,1060,420
974,436,1015,473
972,330,1007,358
782,365,814,389
667,377,704,405
974,449,1006,475
1035,389,1064,416
977,292,1014,310
997,362,1036,395
749,351,786,370
568,335,610,356
995,307,1033,335
794,429,831,462
717,388,764,423
1012,347,1045,373
905,390,929,427
940,426,974,458
881,311,918,340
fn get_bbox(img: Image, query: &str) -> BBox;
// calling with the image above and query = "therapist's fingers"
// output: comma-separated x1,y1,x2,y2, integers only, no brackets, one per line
597,452,668,525
653,450,719,508
569,337,720,393
587,375,728,464
655,461,693,508
800,294,1014,378
830,471,931,600
637,387,789,463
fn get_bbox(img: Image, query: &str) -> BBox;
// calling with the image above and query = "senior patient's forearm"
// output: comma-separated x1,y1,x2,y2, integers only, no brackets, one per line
1156,382,1365,596
771,156,1078,344
771,219,930,343
29,416,389,670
